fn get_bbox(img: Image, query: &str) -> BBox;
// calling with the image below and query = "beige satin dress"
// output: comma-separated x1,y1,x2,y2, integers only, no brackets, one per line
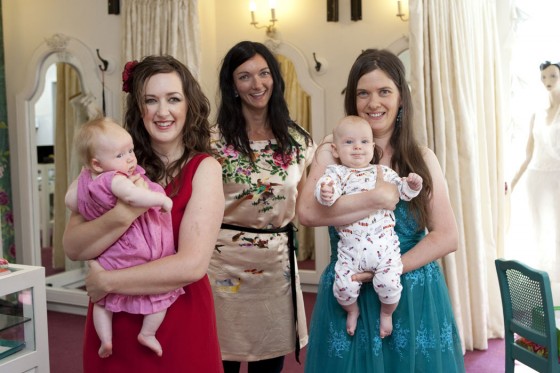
209,127,315,361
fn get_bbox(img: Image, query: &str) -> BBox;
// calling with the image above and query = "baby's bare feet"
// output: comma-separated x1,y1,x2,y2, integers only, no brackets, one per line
98,342,113,358
380,312,393,338
138,333,163,357
346,309,360,336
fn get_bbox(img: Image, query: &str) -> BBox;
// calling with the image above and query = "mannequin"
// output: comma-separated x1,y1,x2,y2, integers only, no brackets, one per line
510,61,560,278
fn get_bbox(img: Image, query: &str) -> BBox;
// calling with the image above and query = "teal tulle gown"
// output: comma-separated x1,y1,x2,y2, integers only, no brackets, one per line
305,201,465,372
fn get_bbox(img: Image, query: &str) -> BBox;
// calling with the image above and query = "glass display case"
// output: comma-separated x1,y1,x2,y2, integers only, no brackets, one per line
0,264,49,372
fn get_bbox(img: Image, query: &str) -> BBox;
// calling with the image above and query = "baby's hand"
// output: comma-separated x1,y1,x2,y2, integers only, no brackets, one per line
406,173,423,191
320,177,335,204
130,173,148,190
162,196,173,212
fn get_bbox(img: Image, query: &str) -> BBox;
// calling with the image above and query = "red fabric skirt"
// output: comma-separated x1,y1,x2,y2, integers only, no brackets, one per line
83,276,223,373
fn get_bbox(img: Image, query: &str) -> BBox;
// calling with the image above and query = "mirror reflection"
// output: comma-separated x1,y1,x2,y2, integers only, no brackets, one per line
35,62,87,281
276,53,316,271
399,49,410,84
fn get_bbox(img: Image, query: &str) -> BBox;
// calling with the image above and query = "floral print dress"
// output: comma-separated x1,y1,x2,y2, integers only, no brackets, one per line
209,127,315,361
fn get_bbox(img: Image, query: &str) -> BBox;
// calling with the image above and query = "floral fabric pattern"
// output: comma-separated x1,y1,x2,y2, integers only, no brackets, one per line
208,127,315,361
0,17,15,263
0,121,14,263
214,131,307,214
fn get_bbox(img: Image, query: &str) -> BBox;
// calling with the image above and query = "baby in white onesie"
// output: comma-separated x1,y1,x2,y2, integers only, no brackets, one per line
315,115,423,337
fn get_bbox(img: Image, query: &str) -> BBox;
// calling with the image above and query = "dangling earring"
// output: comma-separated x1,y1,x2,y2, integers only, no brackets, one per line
396,107,403,127
234,91,239,98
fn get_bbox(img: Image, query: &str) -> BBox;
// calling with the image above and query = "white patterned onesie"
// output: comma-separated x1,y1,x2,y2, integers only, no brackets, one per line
315,164,420,306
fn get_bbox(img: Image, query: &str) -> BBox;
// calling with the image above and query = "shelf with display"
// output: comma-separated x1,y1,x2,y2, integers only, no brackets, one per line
0,264,49,371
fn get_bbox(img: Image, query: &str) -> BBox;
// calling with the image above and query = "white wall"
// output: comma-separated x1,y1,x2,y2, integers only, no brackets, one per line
3,0,122,119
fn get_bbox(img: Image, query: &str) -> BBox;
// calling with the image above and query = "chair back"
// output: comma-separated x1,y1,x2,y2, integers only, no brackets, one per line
495,258,560,372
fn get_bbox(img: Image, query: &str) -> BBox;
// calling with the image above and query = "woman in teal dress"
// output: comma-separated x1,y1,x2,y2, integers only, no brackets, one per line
298,49,465,372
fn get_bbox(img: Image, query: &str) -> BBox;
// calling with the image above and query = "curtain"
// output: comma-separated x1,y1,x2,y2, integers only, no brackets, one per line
0,1,15,263
409,0,506,351
276,54,315,261
122,0,200,77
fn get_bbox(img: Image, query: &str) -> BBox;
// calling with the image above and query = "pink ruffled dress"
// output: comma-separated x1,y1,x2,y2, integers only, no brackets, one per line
77,165,183,314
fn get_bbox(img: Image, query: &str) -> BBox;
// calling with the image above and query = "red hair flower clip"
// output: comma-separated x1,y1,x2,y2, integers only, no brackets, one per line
122,60,139,93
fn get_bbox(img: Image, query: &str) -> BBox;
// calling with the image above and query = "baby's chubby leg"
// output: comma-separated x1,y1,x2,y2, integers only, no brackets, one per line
334,257,361,336
342,301,360,336
138,309,166,356
374,257,401,338
379,301,398,338
92,303,113,358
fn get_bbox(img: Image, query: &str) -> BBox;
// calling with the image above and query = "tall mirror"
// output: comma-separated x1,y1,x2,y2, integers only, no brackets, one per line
266,39,328,288
36,61,92,281
15,34,108,314
275,53,315,271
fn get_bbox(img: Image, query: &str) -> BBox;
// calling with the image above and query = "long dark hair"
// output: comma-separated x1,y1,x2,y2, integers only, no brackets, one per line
123,55,211,193
345,49,431,229
216,41,312,157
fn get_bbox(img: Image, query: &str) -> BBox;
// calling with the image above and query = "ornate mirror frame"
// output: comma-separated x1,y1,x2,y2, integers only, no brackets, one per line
386,35,410,82
13,34,111,313
265,39,329,288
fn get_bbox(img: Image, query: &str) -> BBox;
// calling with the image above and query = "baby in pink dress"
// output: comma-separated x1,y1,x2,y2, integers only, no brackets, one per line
65,117,183,358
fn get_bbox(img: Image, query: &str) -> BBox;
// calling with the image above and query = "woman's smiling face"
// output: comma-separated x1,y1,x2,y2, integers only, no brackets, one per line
355,69,401,137
141,72,187,148
233,53,273,112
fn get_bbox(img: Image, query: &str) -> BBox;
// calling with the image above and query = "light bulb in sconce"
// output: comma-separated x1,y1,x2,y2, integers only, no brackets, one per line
250,0,257,25
396,0,409,22
269,0,277,22
248,0,278,38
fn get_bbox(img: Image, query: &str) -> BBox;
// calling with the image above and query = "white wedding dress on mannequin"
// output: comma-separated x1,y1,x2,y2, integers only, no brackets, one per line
510,108,560,288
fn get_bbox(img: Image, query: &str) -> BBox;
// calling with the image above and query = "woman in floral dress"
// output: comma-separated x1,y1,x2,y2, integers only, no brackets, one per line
209,41,315,373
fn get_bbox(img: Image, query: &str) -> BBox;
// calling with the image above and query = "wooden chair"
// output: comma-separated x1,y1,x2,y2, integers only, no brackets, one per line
495,258,560,372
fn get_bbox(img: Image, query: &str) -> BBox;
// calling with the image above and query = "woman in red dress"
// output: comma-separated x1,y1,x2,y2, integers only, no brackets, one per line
63,55,224,373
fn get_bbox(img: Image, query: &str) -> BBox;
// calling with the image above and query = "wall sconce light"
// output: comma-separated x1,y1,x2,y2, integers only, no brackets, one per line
396,0,409,22
250,0,278,38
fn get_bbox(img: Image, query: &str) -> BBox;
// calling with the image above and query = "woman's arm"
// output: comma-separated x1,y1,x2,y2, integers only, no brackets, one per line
399,148,458,273
63,174,148,261
63,201,145,261
297,135,399,227
86,157,224,300
510,115,535,192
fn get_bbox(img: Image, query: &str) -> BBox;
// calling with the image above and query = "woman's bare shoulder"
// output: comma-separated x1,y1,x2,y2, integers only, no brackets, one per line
320,133,333,145
197,155,222,173
419,146,438,165
313,134,336,163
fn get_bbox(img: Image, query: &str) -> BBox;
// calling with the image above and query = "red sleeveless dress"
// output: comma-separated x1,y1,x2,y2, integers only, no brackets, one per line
82,154,223,372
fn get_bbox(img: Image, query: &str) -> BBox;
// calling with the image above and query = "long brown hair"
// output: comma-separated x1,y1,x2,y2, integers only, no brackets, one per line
123,55,211,195
344,49,432,229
